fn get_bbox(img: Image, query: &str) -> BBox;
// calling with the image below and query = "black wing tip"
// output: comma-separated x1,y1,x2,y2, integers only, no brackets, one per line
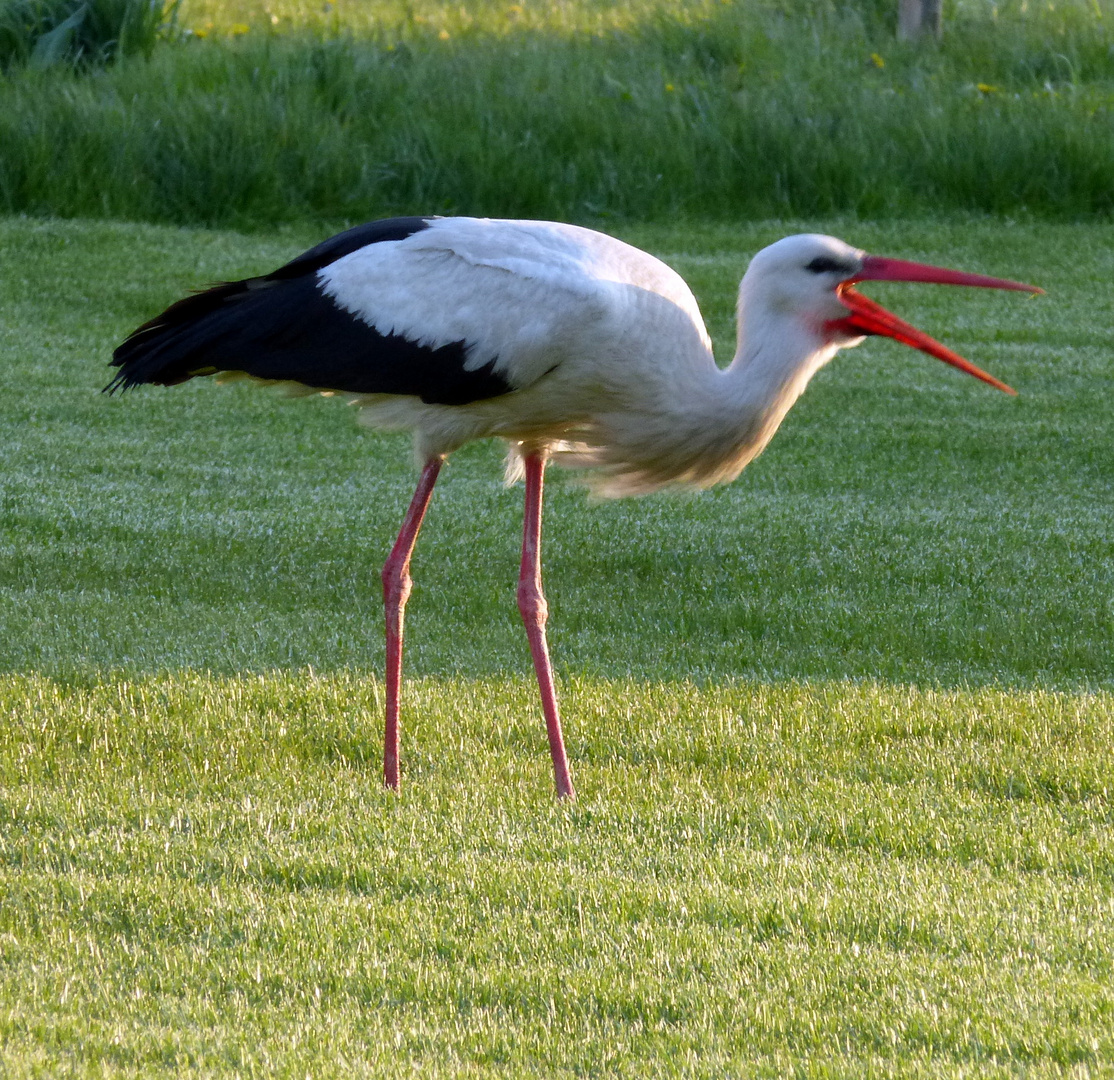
103,361,163,394
106,278,255,392
102,371,127,394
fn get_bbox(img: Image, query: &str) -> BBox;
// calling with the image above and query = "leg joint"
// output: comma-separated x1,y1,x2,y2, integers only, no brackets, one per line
382,555,413,607
517,578,548,627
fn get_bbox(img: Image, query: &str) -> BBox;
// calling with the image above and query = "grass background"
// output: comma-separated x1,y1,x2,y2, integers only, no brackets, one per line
0,0,1113,226
1,215,1109,686
1,0,1113,1073
0,214,1112,1075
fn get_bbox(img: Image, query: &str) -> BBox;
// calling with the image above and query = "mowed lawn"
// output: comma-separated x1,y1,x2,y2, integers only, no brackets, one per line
0,215,1112,1076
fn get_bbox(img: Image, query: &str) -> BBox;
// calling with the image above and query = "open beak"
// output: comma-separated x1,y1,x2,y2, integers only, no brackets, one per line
826,254,1043,396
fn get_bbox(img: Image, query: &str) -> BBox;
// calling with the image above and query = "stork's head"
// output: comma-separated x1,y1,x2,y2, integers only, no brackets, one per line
739,234,1041,394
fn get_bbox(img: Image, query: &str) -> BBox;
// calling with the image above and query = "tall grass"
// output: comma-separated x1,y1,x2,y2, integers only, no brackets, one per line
0,0,179,69
0,0,1111,227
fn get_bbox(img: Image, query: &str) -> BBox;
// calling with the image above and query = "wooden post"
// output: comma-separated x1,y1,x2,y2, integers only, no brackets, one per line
898,0,942,40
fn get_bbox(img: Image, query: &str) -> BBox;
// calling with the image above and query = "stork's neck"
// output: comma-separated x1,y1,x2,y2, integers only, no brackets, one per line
581,312,839,497
670,316,837,482
723,312,838,431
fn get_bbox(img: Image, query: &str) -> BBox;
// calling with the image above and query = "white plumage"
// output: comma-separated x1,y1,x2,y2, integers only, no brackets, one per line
111,216,1039,799
321,218,716,495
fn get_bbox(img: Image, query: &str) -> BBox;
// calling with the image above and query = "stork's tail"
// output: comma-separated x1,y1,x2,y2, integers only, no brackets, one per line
106,278,271,393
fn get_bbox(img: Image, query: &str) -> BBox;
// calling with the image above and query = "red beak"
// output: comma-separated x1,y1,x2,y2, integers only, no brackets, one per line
826,254,1043,396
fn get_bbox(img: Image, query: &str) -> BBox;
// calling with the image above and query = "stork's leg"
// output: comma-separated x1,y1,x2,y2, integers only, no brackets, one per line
381,457,442,791
518,452,575,800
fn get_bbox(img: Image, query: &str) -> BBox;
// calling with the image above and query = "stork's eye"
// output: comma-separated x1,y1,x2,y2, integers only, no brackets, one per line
805,257,852,275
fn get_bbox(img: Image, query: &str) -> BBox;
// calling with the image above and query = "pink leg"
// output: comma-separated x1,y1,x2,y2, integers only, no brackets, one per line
518,452,575,800
381,457,442,791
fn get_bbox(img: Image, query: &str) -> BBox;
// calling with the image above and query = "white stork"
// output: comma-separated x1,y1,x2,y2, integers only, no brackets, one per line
109,216,1040,800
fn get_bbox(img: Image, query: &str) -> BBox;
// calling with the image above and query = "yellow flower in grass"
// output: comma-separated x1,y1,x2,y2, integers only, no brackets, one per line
977,82,999,94
870,52,885,68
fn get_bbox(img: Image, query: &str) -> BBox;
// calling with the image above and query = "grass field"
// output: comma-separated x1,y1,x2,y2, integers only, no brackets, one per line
0,214,1112,1075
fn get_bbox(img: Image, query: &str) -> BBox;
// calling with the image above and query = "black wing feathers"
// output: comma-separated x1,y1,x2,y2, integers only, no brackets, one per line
268,217,437,280
107,216,514,407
